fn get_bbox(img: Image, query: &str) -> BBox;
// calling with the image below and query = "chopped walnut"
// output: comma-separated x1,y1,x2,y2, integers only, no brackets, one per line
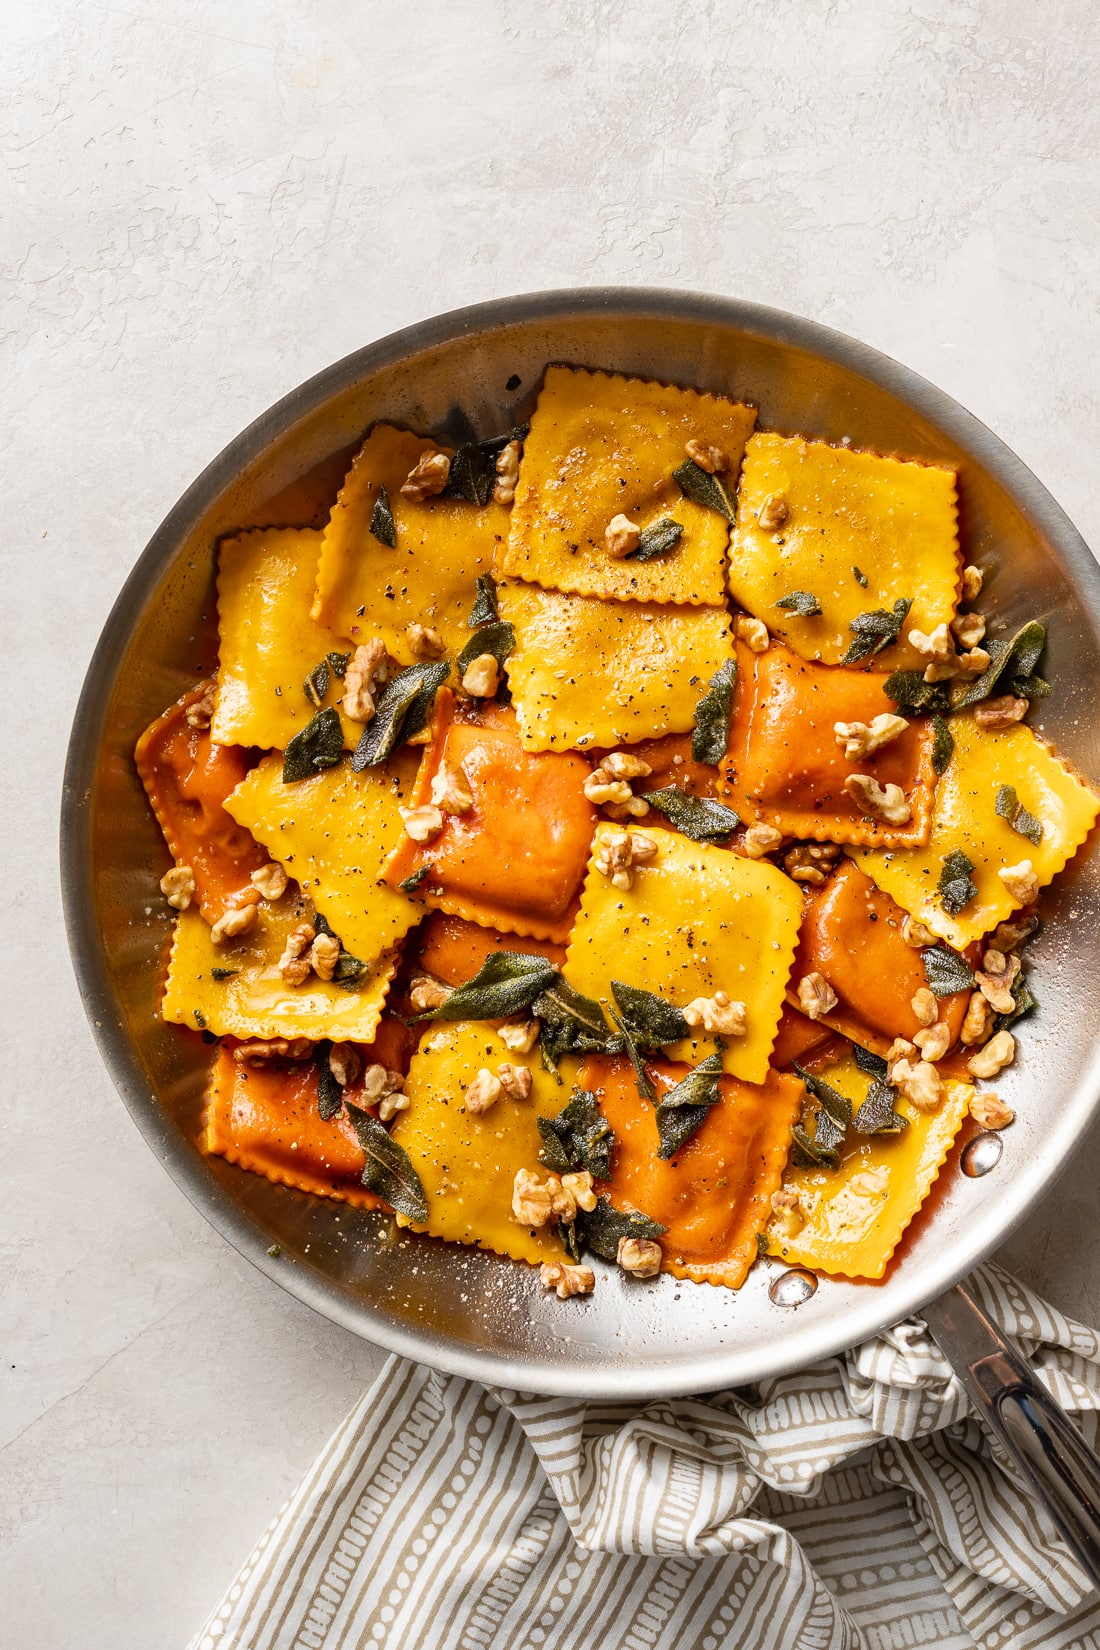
797,972,838,1021
682,990,747,1037
970,1091,1015,1130
406,622,446,660
833,713,909,760
975,966,1017,1015
734,614,769,652
160,866,196,910
892,1057,944,1111
342,639,389,723
910,987,938,1027
685,437,728,473
783,842,841,886
277,921,315,985
914,1021,951,1062
496,1062,533,1102
493,439,522,506
975,695,1028,730
401,449,451,502
951,610,987,650
511,1168,558,1227
885,1037,918,1083
594,829,657,891
499,1019,540,1054
362,1064,406,1120
603,751,652,780
908,623,953,664
310,932,341,982
961,564,984,601
250,861,288,901
990,913,1038,952
967,1029,1016,1079
234,1037,313,1066
328,1042,361,1088
409,975,454,1013
901,913,937,948
429,762,474,815
561,1169,597,1213
378,1088,410,1123
399,804,444,843
998,859,1039,906
960,991,994,1047
465,1068,505,1115
757,494,789,531
602,796,651,822
210,901,259,945
742,823,783,859
843,774,911,825
616,1237,662,1277
584,771,632,807
605,513,641,558
461,653,500,697
954,647,990,677
540,1261,595,1298
770,1187,804,1238
185,685,216,729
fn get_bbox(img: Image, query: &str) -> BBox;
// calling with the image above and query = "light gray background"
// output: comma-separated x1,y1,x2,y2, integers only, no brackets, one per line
5,2,1100,1645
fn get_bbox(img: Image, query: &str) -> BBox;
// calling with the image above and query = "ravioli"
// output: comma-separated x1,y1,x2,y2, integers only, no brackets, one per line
565,824,803,1083
499,365,756,605
728,432,960,667
501,580,735,752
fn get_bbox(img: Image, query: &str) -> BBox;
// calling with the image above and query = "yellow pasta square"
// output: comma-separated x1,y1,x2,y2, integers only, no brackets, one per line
391,1021,571,1265
851,715,1100,947
768,1052,973,1280
729,433,959,667
498,366,756,605
312,423,509,664
225,750,422,966
500,580,735,752
564,825,803,1084
212,528,359,751
162,889,395,1043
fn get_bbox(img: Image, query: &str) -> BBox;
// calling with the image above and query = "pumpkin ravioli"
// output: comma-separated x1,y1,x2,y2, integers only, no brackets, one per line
565,824,802,1083
499,365,756,605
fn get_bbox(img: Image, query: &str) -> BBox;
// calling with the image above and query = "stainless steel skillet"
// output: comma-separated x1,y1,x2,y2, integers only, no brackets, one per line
60,289,1100,1579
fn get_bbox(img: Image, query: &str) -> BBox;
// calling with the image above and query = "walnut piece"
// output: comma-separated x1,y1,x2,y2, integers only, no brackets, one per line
493,439,522,506
603,751,652,780
843,773,911,825
406,622,446,660
210,901,259,945
561,1169,597,1213
833,713,909,760
429,762,474,816
757,494,789,531
605,514,641,559
511,1168,558,1228
969,1091,1015,1130
742,823,783,859
960,990,994,1047
409,974,453,1013
160,866,196,910
797,972,838,1021
914,1021,951,1062
998,859,1039,906
885,1037,918,1083
961,564,984,601
309,932,341,982
399,804,444,843
734,614,769,652
910,987,938,1028
891,1057,944,1111
951,610,987,650
342,639,389,723
400,449,451,502
498,1019,540,1054
539,1261,595,1298
328,1042,361,1088
783,842,841,886
967,1029,1016,1079
185,684,216,729
496,1062,533,1102
901,913,937,948
770,1188,804,1238
234,1037,313,1065
616,1237,662,1278
361,1064,406,1120
685,437,728,474
975,966,1017,1015
250,861,288,901
908,623,953,664
277,921,315,985
682,990,747,1037
594,828,657,891
974,695,1028,730
466,1068,505,1115
461,653,500,698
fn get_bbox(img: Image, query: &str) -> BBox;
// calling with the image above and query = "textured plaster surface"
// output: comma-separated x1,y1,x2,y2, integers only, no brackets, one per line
3,1,1100,1645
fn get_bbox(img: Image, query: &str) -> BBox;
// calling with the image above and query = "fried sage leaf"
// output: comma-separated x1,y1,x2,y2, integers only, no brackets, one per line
610,980,690,1048
789,1060,850,1171
445,442,496,506
283,706,344,783
369,485,396,548
883,670,951,715
327,650,350,679
775,590,822,618
950,620,1047,710
629,517,683,561
793,1062,853,1136
852,1044,889,1079
938,849,977,916
853,566,869,588
922,944,976,997
467,572,499,627
643,788,740,841
457,620,515,673
538,1088,615,1180
607,1007,655,1102
655,1050,723,1159
790,1123,842,1170
853,1077,908,1135
350,661,450,770
304,657,331,708
574,1196,665,1262
559,1219,582,1263
530,977,614,1073
995,783,1043,846
841,598,912,665
210,967,238,981
419,951,557,1022
931,714,954,776
345,1102,428,1221
691,658,738,766
315,1041,343,1122
671,458,735,521
310,912,371,990
399,864,433,893
996,975,1038,1032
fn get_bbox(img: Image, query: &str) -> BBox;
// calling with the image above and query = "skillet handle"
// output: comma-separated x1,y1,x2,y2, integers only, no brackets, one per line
923,1282,1100,1591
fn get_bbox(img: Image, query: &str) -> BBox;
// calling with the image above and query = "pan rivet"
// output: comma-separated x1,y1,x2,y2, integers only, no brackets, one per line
769,1267,818,1307
961,1132,1004,1178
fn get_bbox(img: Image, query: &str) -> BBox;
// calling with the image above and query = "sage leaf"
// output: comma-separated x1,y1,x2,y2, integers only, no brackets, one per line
559,1219,582,1263
399,865,433,893
756,1231,770,1257
841,598,912,665
938,849,977,915
853,1077,908,1135
671,459,734,521
1009,672,1051,700
996,784,1043,846
996,975,1038,1032
316,1042,343,1122
457,620,515,673
419,951,557,1022
793,1062,852,1136
950,620,1046,710
445,442,496,505
327,650,350,679
530,977,614,1073
790,1123,842,1170
629,517,683,561
775,590,822,617
611,980,690,1048
883,670,951,715
691,658,738,766
643,788,740,841
852,1043,888,1079
345,1102,428,1221
350,661,450,770
476,423,529,459
304,657,330,708
931,714,954,776
655,1050,723,1159
853,566,869,588
369,485,396,547
333,951,371,989
574,1196,665,1263
607,1006,655,1102
210,967,238,981
538,1089,615,1180
283,706,344,783
467,573,499,627
922,945,976,997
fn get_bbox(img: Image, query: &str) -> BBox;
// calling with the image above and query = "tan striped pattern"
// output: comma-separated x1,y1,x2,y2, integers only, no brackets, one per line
190,1264,1100,1650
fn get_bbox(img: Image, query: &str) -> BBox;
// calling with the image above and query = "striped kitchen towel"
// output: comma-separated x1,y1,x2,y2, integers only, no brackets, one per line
189,1263,1100,1650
